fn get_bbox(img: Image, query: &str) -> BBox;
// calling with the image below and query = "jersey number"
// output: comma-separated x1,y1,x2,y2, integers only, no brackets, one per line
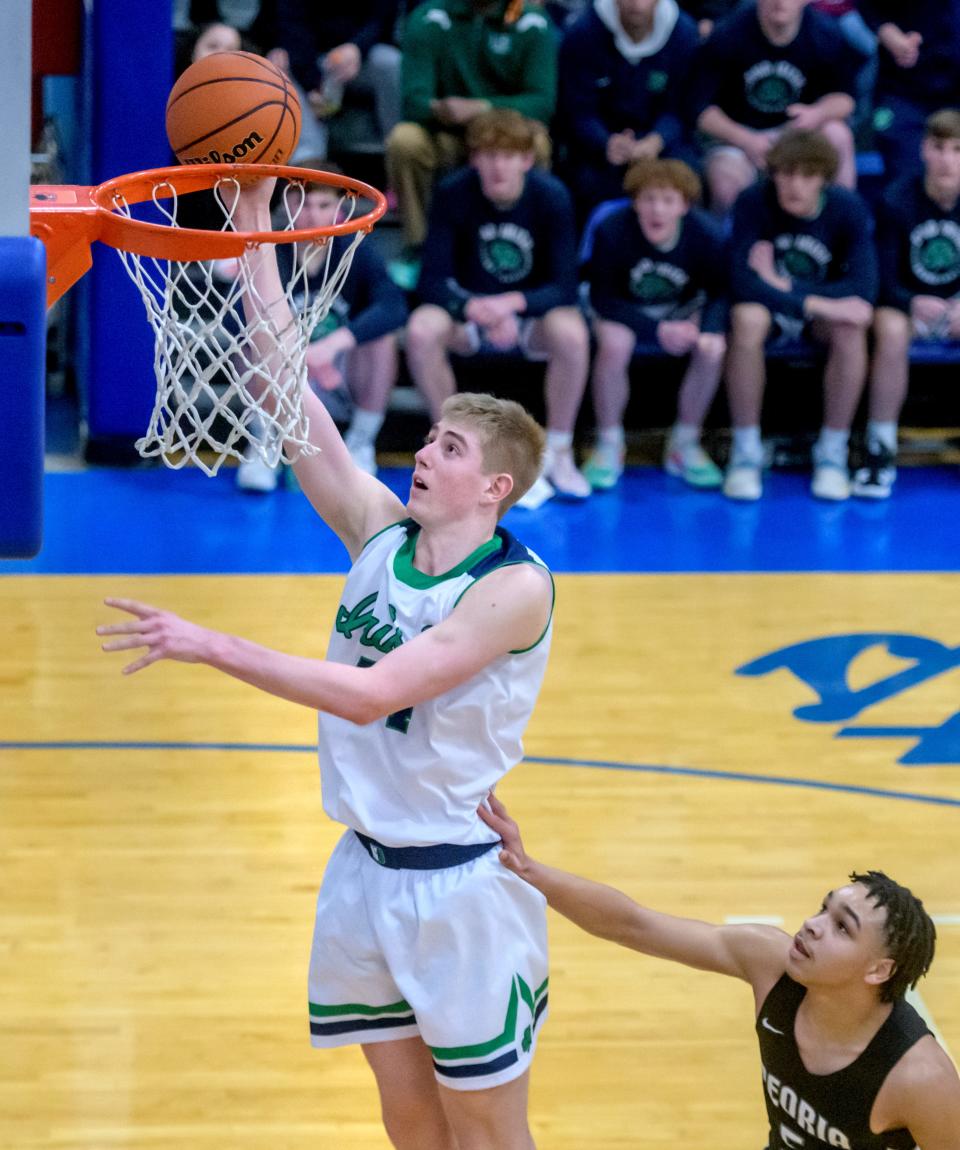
357,657,413,734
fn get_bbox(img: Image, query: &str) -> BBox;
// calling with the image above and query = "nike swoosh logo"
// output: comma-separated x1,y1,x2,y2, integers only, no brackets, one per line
761,1017,785,1035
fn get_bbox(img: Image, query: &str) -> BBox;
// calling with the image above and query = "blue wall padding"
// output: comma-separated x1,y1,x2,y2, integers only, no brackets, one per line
0,237,46,557
84,0,173,442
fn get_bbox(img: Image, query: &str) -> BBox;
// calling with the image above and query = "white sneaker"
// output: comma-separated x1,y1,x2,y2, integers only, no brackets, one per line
515,474,555,510
236,453,279,493
811,462,850,501
544,447,591,500
723,459,762,501
346,440,378,476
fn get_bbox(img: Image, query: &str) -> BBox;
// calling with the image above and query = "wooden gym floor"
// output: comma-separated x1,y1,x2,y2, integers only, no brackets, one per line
1,464,958,1149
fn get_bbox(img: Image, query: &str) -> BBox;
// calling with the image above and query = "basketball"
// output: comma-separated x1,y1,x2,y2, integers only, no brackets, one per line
166,51,301,167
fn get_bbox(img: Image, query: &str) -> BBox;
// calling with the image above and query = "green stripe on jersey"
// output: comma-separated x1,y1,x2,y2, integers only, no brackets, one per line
393,529,500,589
430,979,519,1061
309,999,412,1018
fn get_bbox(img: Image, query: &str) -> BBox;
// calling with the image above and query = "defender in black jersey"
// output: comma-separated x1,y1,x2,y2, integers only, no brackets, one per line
725,130,877,503
482,793,960,1150
855,110,960,500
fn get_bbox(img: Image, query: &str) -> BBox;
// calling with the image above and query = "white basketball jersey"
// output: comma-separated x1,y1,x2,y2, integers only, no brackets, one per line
317,520,554,847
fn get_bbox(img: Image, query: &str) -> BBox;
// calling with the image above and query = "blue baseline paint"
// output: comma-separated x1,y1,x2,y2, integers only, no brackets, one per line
4,465,960,574
2,742,957,808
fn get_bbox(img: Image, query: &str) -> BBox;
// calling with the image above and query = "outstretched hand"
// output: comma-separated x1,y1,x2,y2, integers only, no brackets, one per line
97,598,213,675
226,174,279,232
478,791,532,877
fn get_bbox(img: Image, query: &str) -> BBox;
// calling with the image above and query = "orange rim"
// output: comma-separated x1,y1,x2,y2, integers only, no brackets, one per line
31,163,387,303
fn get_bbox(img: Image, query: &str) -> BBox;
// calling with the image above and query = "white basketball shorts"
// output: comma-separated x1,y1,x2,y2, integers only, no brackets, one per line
307,828,550,1091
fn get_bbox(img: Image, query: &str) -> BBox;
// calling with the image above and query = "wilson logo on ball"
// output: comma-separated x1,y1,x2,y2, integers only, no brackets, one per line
181,132,266,165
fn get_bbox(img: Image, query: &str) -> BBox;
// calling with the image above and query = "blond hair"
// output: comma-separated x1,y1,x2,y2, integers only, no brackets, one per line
441,393,545,515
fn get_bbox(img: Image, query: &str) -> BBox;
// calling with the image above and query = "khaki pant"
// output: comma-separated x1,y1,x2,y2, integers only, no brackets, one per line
385,121,552,249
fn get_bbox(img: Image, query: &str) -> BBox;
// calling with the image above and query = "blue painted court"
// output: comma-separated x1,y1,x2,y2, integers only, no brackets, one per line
5,462,960,575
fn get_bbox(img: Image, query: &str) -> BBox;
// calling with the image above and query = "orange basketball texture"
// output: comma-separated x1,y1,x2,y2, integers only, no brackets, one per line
166,51,301,166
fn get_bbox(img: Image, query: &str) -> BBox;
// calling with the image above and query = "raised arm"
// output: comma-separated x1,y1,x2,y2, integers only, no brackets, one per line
229,178,404,559
479,793,790,999
99,562,552,721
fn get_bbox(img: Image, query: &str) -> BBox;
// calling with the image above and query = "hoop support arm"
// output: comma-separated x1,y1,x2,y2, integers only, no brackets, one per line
29,185,102,308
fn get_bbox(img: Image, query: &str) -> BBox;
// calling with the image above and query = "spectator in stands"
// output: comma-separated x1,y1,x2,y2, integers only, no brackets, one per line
581,158,728,490
724,130,877,502
859,2,960,177
270,3,402,145
405,109,591,508
236,172,408,492
856,110,960,500
385,0,557,275
677,0,740,40
558,0,700,218
693,0,862,217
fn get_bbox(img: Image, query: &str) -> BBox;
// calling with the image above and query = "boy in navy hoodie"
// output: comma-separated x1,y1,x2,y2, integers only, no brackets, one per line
558,0,700,216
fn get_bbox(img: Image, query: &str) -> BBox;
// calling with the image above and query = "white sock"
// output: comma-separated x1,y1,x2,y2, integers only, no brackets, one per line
670,422,700,451
345,407,384,448
867,420,897,454
597,425,625,449
546,430,573,455
816,427,850,466
732,425,762,462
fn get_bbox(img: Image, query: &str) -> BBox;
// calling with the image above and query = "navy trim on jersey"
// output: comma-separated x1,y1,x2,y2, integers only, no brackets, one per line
468,526,537,579
354,830,500,870
310,1014,417,1037
433,1049,520,1079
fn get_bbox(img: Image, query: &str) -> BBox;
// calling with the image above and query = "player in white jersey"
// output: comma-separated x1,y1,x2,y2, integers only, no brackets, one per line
98,176,555,1150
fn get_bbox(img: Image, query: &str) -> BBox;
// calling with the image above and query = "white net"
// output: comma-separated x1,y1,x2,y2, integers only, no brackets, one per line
111,175,368,476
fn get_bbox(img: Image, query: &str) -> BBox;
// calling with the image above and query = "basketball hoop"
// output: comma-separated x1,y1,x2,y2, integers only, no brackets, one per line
30,163,387,475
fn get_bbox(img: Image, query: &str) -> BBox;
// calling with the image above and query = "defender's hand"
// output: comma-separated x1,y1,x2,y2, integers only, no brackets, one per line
478,791,532,877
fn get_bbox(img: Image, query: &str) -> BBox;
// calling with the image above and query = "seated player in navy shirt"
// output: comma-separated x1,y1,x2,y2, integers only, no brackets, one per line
724,130,877,503
693,0,862,215
581,158,728,490
406,109,592,507
558,0,700,218
856,110,960,500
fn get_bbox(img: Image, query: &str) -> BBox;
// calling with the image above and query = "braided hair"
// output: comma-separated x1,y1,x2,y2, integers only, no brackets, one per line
850,871,937,1003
